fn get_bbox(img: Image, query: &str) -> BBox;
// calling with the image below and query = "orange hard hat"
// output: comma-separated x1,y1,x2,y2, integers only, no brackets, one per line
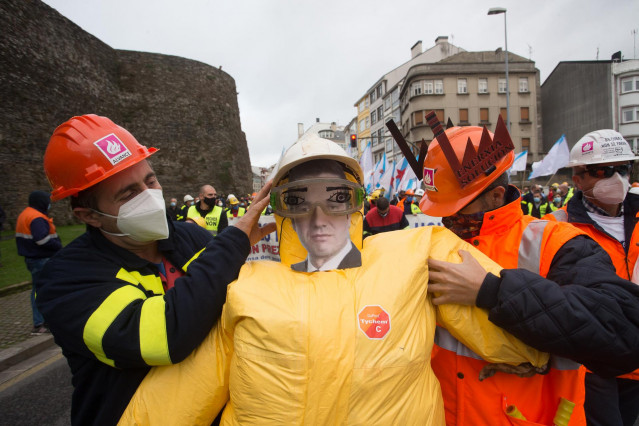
405,189,414,196
419,125,514,217
632,182,639,188
44,114,158,201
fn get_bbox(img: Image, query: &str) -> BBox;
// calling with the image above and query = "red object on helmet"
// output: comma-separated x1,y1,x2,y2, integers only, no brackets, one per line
44,114,158,201
419,125,514,218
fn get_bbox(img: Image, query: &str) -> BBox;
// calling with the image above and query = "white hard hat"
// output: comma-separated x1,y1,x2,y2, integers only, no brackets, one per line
415,189,425,196
228,195,239,205
183,194,194,202
271,134,363,185
569,130,639,167
227,194,235,200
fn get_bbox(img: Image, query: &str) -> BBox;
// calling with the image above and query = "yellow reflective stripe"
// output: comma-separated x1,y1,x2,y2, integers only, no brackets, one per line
116,269,164,295
83,286,146,367
182,247,206,271
139,296,171,365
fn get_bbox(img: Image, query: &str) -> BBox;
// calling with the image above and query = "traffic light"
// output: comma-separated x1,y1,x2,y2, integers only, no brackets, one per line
350,134,357,148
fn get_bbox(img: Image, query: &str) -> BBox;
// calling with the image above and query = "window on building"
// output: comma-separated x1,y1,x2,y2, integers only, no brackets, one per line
377,84,384,98
520,107,530,122
365,97,370,108
377,106,384,121
459,108,469,124
370,91,376,103
424,80,434,94
621,76,639,93
414,111,424,126
359,101,366,113
522,138,530,149
319,130,334,139
478,78,488,94
435,80,444,94
458,78,468,94
384,96,391,110
498,78,507,93
434,109,445,124
371,110,377,125
480,108,489,123
623,106,639,123
519,77,529,93
629,137,639,154
500,108,507,121
365,117,370,128
386,138,393,152
412,82,423,96
359,119,365,132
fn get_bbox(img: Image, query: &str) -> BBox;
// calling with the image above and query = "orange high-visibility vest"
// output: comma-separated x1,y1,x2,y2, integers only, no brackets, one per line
432,196,588,425
547,207,639,381
15,207,57,242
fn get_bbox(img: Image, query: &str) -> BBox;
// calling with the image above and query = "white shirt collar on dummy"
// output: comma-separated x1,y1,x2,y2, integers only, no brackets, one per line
306,240,352,272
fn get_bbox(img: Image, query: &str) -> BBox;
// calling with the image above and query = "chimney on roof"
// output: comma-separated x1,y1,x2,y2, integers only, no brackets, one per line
330,122,336,131
411,40,422,59
297,123,304,139
435,36,449,45
316,117,320,123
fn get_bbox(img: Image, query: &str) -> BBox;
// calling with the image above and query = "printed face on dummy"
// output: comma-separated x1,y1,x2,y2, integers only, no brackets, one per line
290,171,353,267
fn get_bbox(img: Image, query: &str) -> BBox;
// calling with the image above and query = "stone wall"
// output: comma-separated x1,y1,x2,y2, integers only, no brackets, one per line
0,0,252,227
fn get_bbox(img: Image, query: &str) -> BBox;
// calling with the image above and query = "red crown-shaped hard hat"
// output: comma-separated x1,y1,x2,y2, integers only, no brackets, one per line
44,114,158,201
419,113,514,217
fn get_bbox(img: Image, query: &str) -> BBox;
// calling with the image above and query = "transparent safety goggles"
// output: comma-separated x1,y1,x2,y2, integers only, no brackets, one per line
271,178,365,218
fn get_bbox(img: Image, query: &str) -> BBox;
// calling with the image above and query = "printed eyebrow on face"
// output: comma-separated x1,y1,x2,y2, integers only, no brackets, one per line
326,186,351,191
283,188,308,194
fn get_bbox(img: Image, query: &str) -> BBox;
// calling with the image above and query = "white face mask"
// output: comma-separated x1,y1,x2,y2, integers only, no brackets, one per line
94,189,169,242
588,173,630,205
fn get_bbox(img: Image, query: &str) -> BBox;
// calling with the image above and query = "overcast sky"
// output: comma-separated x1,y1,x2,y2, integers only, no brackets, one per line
42,0,638,167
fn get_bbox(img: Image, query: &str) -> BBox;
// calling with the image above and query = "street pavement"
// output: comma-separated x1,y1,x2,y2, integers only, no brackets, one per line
0,284,57,384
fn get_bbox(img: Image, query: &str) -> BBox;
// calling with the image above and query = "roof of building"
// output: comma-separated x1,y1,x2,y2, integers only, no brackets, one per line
439,49,531,64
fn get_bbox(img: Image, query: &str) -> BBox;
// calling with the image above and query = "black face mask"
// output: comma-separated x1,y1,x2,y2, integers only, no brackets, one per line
203,196,217,207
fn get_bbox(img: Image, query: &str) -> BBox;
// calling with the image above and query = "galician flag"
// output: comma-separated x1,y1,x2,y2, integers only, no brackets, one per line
359,142,374,191
529,135,569,179
377,160,395,197
508,150,528,175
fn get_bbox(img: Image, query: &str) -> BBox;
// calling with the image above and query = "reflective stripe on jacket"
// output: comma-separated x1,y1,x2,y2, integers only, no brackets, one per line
15,206,61,258
187,205,224,233
432,188,588,425
120,226,548,425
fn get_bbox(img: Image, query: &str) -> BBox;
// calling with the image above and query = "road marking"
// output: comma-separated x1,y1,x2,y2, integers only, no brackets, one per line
0,352,63,392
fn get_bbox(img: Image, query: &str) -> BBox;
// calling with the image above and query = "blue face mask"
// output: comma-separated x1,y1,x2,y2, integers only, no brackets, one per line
170,202,176,207
553,197,562,203
533,197,540,203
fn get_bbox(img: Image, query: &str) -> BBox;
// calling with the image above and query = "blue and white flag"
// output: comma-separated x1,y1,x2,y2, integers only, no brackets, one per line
508,150,528,175
529,135,569,179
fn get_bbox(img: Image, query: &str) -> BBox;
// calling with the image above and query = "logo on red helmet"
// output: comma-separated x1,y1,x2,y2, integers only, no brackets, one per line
423,168,437,191
94,133,132,165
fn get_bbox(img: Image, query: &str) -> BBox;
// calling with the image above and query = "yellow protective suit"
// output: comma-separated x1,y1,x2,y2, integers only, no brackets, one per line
119,225,548,425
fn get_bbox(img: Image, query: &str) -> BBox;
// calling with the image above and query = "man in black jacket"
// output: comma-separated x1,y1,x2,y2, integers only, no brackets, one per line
37,114,275,425
412,113,639,424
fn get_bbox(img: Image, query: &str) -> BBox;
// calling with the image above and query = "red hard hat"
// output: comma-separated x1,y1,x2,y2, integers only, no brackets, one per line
419,125,514,217
44,114,158,201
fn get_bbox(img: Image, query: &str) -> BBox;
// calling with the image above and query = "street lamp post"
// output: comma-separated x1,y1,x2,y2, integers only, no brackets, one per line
488,7,509,132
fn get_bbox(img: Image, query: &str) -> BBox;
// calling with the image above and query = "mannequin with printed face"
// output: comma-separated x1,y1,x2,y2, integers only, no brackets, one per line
284,160,362,271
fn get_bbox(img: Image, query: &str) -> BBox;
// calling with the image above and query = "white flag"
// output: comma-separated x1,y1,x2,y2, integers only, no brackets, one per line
359,142,373,190
399,161,418,191
377,160,395,195
528,135,569,179
508,150,528,175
